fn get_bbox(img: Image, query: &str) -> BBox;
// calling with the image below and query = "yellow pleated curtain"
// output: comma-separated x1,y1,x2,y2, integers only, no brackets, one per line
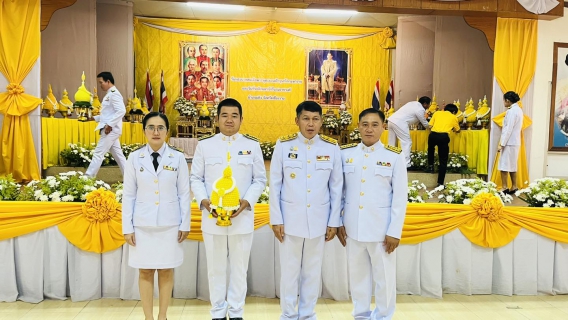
1,200,567,253
490,18,537,189
0,0,42,181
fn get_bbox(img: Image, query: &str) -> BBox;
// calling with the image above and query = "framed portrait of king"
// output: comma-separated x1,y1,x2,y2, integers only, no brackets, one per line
306,48,352,108
180,42,227,104
549,42,568,151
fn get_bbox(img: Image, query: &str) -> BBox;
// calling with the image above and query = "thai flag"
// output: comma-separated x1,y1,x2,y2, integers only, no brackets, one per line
145,70,154,111
160,70,168,114
371,80,380,110
384,80,394,111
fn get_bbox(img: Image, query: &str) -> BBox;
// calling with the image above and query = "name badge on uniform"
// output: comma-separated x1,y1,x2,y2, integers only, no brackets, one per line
288,153,297,159
238,150,251,155
290,146,298,151
377,161,391,167
346,158,353,163
316,155,330,161
163,165,177,171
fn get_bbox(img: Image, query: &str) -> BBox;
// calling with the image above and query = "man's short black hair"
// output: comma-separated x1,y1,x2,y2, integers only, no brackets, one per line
418,96,431,105
444,104,459,114
296,101,322,117
358,108,385,122
142,112,170,130
217,98,242,118
97,72,114,84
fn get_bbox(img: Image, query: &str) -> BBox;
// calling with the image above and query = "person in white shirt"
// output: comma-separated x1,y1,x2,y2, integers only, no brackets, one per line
85,72,127,178
122,112,191,320
387,97,431,167
498,91,524,195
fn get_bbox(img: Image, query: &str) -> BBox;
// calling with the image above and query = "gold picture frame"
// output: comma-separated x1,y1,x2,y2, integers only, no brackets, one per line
306,48,352,108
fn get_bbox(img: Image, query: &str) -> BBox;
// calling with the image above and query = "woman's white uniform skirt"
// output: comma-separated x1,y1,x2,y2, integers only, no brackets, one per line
498,145,520,172
129,226,183,269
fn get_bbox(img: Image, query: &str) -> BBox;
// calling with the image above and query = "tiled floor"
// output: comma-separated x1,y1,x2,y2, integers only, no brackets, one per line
1,294,568,319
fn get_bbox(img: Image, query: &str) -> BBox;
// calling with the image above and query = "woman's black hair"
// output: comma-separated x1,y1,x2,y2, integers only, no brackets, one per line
503,91,520,103
142,112,170,130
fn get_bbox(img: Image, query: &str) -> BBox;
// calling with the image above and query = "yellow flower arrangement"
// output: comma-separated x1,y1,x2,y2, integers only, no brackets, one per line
82,188,121,223
470,192,503,222
265,21,279,34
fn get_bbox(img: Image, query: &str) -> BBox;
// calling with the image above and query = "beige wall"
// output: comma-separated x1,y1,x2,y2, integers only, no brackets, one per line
395,16,493,109
531,8,568,179
96,0,134,102
395,16,436,108
41,0,97,109
433,16,494,106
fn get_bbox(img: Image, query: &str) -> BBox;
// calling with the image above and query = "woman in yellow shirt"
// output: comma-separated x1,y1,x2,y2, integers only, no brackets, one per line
427,104,460,186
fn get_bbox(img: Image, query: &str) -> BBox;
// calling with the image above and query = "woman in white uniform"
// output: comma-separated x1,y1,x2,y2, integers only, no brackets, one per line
498,91,524,195
122,112,191,320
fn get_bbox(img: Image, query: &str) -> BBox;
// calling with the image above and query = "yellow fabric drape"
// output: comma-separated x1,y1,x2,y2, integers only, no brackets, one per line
135,19,392,142
2,201,568,252
137,18,267,32
41,118,147,169
490,18,537,189
379,130,489,174
0,0,43,181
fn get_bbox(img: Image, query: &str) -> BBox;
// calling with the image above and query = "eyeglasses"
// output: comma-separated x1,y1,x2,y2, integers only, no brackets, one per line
145,125,167,132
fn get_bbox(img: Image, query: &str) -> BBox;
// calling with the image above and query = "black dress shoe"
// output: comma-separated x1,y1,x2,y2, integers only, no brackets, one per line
507,189,518,195
213,318,226,320
230,318,243,320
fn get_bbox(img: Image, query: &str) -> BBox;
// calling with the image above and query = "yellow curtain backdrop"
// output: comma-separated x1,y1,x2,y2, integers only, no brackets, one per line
134,19,392,142
1,200,568,253
0,0,43,181
490,18,537,189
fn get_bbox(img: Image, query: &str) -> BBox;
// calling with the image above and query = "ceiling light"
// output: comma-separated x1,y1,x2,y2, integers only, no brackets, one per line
186,2,245,11
305,9,358,15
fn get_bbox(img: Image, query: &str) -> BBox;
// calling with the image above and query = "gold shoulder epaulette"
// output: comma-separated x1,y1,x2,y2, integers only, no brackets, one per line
198,134,214,141
385,145,402,154
340,143,357,150
320,134,337,145
168,144,184,153
243,133,259,142
279,133,297,142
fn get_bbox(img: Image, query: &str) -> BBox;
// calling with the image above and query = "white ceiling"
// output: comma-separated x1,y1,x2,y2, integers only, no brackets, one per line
131,0,399,28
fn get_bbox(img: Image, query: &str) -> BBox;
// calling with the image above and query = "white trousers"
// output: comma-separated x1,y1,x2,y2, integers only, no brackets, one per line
347,238,396,320
387,122,411,167
85,130,127,177
203,232,254,319
279,234,325,320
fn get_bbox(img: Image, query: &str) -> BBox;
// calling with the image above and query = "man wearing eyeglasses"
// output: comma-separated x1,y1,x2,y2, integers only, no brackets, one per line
85,71,127,178
190,98,267,320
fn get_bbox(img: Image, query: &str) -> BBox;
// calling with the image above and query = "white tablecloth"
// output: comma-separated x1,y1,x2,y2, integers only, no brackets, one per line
1,226,567,303
168,138,198,159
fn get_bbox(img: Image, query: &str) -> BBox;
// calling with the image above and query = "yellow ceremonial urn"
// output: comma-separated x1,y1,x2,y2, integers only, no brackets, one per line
210,152,240,226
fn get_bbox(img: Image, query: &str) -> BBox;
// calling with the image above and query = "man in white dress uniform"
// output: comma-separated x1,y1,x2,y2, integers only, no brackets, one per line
190,98,267,320
270,101,343,320
498,91,524,194
338,108,408,320
85,71,127,178
387,97,431,167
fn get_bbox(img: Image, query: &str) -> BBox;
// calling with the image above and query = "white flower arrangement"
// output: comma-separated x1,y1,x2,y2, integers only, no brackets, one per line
112,182,123,203
410,151,429,169
516,178,568,208
60,143,143,167
349,128,361,141
257,186,269,204
0,174,21,201
173,96,198,118
339,111,352,126
428,178,512,205
260,142,275,160
323,116,339,129
408,180,430,203
409,151,471,173
447,153,469,173
18,171,111,202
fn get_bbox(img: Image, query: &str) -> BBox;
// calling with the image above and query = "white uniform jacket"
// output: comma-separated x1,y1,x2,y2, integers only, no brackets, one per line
94,86,126,134
269,133,343,239
388,101,429,129
190,133,267,235
500,103,523,146
340,141,408,242
122,144,191,234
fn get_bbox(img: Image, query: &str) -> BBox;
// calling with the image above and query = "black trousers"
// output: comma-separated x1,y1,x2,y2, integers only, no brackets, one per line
428,132,450,185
